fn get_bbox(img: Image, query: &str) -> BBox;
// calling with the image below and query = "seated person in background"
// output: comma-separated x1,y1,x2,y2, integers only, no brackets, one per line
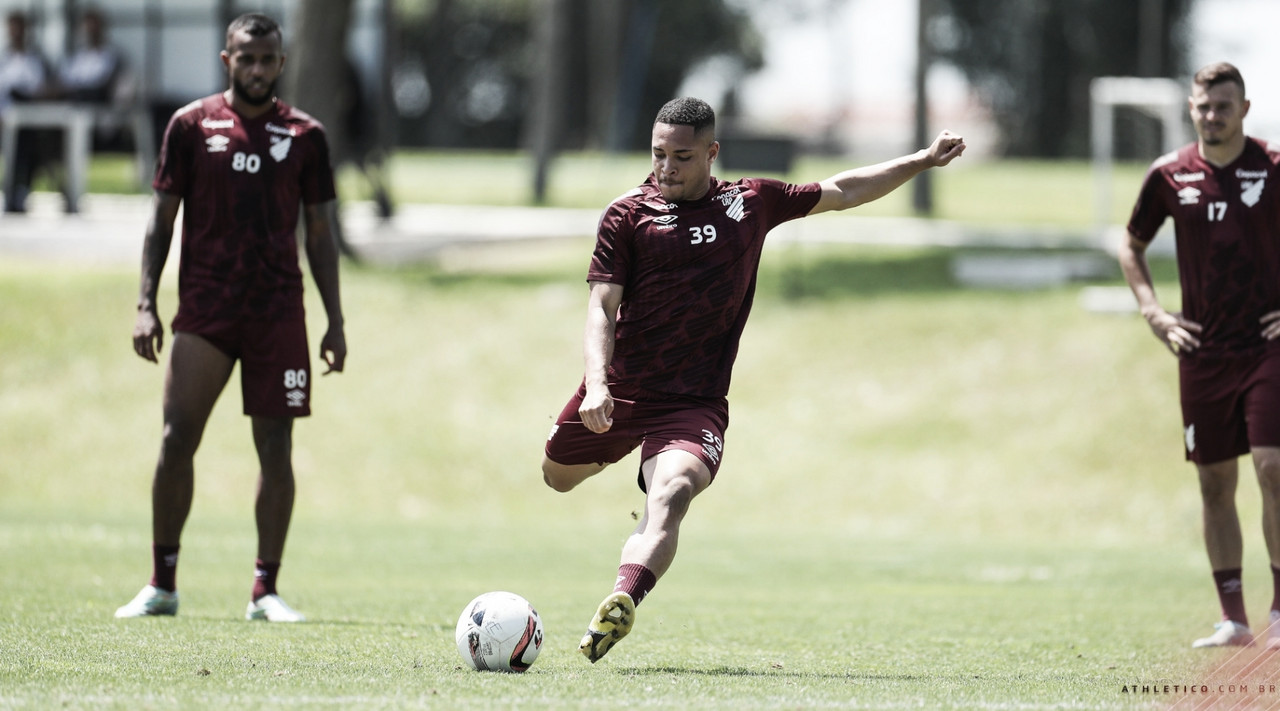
1,10,50,212
4,8,126,213
58,8,122,103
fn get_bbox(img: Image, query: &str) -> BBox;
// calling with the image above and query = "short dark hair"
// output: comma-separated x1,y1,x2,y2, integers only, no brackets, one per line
1194,62,1245,97
225,13,281,50
654,97,716,137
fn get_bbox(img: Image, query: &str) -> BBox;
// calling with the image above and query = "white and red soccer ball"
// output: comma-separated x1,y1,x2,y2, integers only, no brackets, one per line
455,591,544,673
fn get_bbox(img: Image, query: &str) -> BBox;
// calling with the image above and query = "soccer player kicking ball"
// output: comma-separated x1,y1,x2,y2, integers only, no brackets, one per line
542,97,964,662
115,13,346,622
1120,62,1280,649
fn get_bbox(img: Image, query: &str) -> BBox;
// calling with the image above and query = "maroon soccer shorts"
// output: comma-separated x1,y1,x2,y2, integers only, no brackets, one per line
545,382,730,491
1179,346,1280,464
185,319,312,418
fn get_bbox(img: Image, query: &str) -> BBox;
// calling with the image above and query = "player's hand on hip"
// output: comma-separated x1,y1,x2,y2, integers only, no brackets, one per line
928,130,966,167
319,325,346,374
579,385,614,434
1260,311,1280,341
132,308,163,363
1146,309,1202,355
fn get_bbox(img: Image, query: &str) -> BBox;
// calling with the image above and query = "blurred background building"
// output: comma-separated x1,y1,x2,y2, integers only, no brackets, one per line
0,0,1275,173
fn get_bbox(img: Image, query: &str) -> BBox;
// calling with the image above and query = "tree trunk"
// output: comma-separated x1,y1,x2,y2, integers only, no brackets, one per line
281,0,357,258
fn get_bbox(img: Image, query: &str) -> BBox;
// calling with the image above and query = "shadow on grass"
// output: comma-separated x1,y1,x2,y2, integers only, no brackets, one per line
764,247,1177,301
765,248,960,300
623,665,929,681
352,260,579,292
352,246,1178,302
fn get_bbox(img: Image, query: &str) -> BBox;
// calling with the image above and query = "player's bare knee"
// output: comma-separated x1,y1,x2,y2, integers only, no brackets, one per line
541,459,577,493
1256,462,1280,501
158,421,202,462
1198,477,1236,508
649,474,696,518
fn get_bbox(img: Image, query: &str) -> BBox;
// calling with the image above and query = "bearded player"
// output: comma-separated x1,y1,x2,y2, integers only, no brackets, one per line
115,13,346,622
1121,62,1280,649
542,97,965,662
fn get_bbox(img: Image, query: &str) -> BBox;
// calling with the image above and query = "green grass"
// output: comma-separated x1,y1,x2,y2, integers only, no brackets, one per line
85,149,1148,227
1,244,1274,709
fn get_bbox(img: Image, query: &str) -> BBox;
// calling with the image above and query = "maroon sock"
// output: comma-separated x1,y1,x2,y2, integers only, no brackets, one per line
252,559,280,601
150,544,179,592
1213,568,1247,625
613,563,657,607
1271,565,1280,615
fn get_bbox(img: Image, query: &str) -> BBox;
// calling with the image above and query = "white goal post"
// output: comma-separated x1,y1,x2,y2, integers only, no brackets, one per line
1090,77,1190,247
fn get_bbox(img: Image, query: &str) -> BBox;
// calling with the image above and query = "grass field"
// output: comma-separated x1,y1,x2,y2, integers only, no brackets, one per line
3,233,1280,707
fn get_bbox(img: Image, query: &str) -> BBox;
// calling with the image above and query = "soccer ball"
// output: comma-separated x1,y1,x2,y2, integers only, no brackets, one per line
455,591,544,673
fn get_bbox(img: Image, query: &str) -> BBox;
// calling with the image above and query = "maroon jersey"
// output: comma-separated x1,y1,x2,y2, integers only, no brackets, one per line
153,93,336,330
1128,138,1280,356
590,174,822,397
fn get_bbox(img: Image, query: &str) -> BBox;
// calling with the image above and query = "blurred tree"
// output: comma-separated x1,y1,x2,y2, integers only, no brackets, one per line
932,0,1191,157
390,0,761,151
281,0,361,256
283,0,356,164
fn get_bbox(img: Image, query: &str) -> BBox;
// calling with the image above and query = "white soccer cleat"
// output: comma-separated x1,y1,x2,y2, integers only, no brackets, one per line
245,594,306,622
579,591,635,663
1266,611,1280,651
114,585,179,618
1192,620,1253,648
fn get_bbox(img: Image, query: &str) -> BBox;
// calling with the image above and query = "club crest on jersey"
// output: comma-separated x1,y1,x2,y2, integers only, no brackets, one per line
1177,186,1200,206
269,136,292,162
1241,179,1265,207
719,193,746,222
205,134,230,153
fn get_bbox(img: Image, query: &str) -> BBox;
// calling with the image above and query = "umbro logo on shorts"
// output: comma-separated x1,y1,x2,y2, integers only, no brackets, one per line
286,389,306,408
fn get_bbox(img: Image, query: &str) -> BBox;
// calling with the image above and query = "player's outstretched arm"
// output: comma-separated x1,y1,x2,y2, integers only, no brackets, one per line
1117,233,1202,355
809,130,966,216
303,199,347,374
132,192,181,363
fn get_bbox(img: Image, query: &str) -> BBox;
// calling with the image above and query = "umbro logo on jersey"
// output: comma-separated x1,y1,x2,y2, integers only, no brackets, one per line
653,214,678,225
201,118,234,129
1241,178,1265,207
205,135,230,153
1177,186,1200,205
270,136,292,162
